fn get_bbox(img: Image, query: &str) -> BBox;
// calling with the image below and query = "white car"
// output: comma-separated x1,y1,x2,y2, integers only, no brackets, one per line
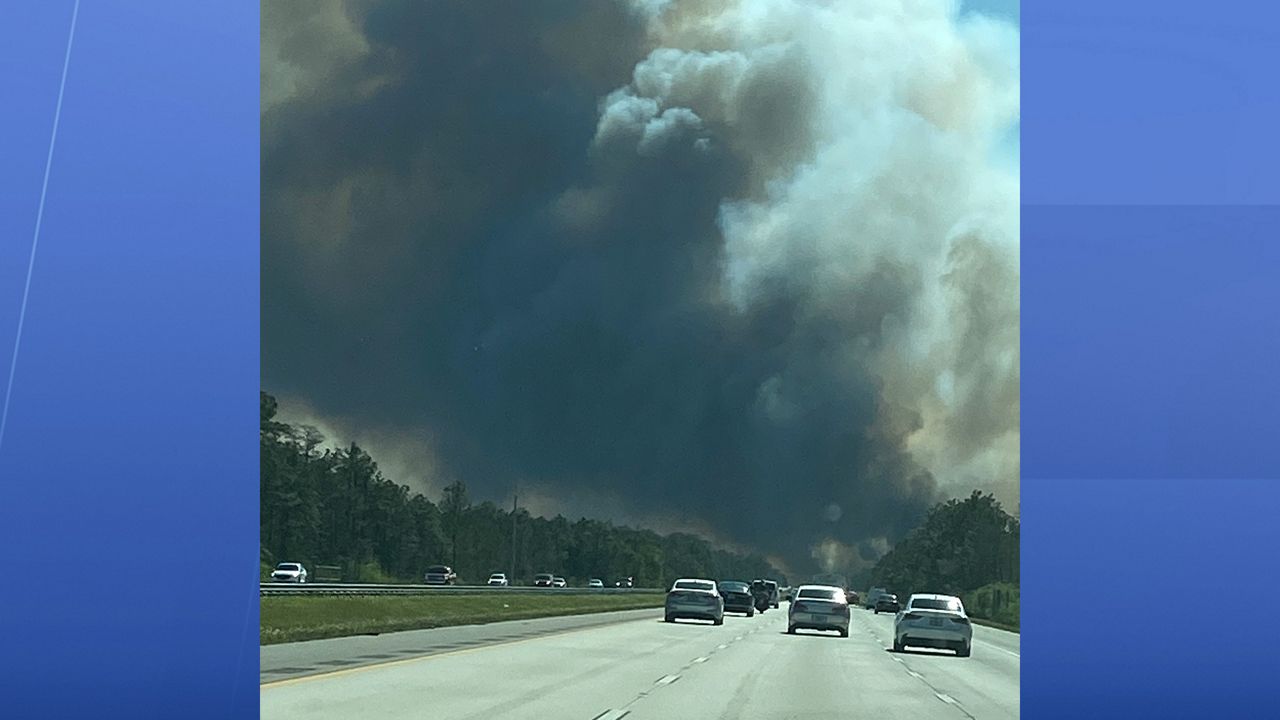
588,578,604,588
552,576,567,588
487,573,509,586
893,594,973,657
270,562,307,583
664,578,725,625
787,585,850,637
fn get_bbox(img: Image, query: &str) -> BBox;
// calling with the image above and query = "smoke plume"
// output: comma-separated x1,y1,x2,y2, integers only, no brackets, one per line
261,0,1020,574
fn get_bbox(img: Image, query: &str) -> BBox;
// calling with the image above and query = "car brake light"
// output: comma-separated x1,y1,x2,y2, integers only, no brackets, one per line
951,617,970,624
904,613,922,621
792,602,807,613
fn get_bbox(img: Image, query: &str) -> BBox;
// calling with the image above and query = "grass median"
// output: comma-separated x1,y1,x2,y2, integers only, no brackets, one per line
261,592,666,645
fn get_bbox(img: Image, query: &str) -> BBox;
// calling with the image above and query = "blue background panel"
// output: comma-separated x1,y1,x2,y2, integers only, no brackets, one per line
0,2,259,718
1023,476,1279,717
1024,2,1280,204
1023,205,1280,479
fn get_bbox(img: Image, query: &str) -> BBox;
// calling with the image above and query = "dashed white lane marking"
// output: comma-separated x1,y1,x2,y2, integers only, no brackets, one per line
592,710,630,720
735,636,744,641
693,656,708,664
907,670,924,680
716,644,728,650
656,674,680,686
936,693,959,706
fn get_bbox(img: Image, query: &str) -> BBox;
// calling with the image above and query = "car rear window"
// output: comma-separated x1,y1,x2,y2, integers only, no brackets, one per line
427,566,450,573
276,564,300,571
797,588,841,601
718,582,749,593
673,580,715,591
536,574,553,580
910,597,962,611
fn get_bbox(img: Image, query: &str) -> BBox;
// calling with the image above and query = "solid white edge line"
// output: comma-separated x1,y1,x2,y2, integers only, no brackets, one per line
975,640,1020,658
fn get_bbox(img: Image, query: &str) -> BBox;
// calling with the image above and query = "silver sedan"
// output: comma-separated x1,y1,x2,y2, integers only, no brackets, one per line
786,585,850,637
664,579,725,625
893,593,973,656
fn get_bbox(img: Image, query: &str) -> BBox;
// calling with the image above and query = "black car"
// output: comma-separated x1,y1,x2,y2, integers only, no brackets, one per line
874,594,901,614
718,580,755,616
615,576,634,588
534,573,555,587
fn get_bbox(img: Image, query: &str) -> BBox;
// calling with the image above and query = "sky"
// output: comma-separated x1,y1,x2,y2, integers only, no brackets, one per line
261,0,1020,576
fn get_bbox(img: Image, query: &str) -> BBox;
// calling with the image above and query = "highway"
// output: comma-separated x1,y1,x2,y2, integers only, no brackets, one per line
261,606,1019,719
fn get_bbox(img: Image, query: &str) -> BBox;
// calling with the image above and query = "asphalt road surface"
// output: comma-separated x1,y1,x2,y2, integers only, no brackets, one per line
261,606,1019,719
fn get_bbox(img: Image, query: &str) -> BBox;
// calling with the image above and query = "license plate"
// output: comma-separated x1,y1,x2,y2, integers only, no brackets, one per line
930,618,943,626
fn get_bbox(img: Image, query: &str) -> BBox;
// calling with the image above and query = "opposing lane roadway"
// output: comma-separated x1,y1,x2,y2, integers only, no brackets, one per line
261,606,1018,719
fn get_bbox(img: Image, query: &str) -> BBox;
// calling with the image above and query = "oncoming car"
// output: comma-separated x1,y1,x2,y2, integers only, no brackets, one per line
487,573,509,586
270,562,307,583
875,593,901,614
893,594,972,657
424,565,457,585
787,585,850,637
552,576,567,588
665,578,725,625
534,573,555,587
588,578,604,588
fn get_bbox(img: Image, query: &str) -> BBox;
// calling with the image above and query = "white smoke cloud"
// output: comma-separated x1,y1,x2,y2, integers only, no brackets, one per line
607,0,1020,505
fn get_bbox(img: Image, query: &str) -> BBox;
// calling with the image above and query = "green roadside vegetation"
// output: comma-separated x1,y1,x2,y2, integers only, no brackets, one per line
962,581,1019,631
261,592,666,644
260,392,784,588
869,492,1020,632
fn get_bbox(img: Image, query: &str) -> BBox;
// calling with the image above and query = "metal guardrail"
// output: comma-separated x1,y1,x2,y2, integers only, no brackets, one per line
260,582,663,597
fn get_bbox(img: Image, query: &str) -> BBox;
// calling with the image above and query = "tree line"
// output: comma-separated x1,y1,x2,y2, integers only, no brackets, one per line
261,392,784,586
867,490,1020,618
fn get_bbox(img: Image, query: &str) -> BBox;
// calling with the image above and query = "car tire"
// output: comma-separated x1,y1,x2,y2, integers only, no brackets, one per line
874,608,880,614
747,610,754,617
714,617,724,626
839,628,849,638
664,615,674,623
957,643,971,658
786,625,796,634
893,637,904,652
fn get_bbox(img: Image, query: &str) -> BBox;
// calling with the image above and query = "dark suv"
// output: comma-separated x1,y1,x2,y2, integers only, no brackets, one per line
424,565,457,585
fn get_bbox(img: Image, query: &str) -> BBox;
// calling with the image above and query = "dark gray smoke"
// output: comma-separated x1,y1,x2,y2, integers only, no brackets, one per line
262,0,1020,575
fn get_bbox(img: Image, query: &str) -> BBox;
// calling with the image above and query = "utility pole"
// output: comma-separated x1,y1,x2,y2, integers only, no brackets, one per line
510,488,518,584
